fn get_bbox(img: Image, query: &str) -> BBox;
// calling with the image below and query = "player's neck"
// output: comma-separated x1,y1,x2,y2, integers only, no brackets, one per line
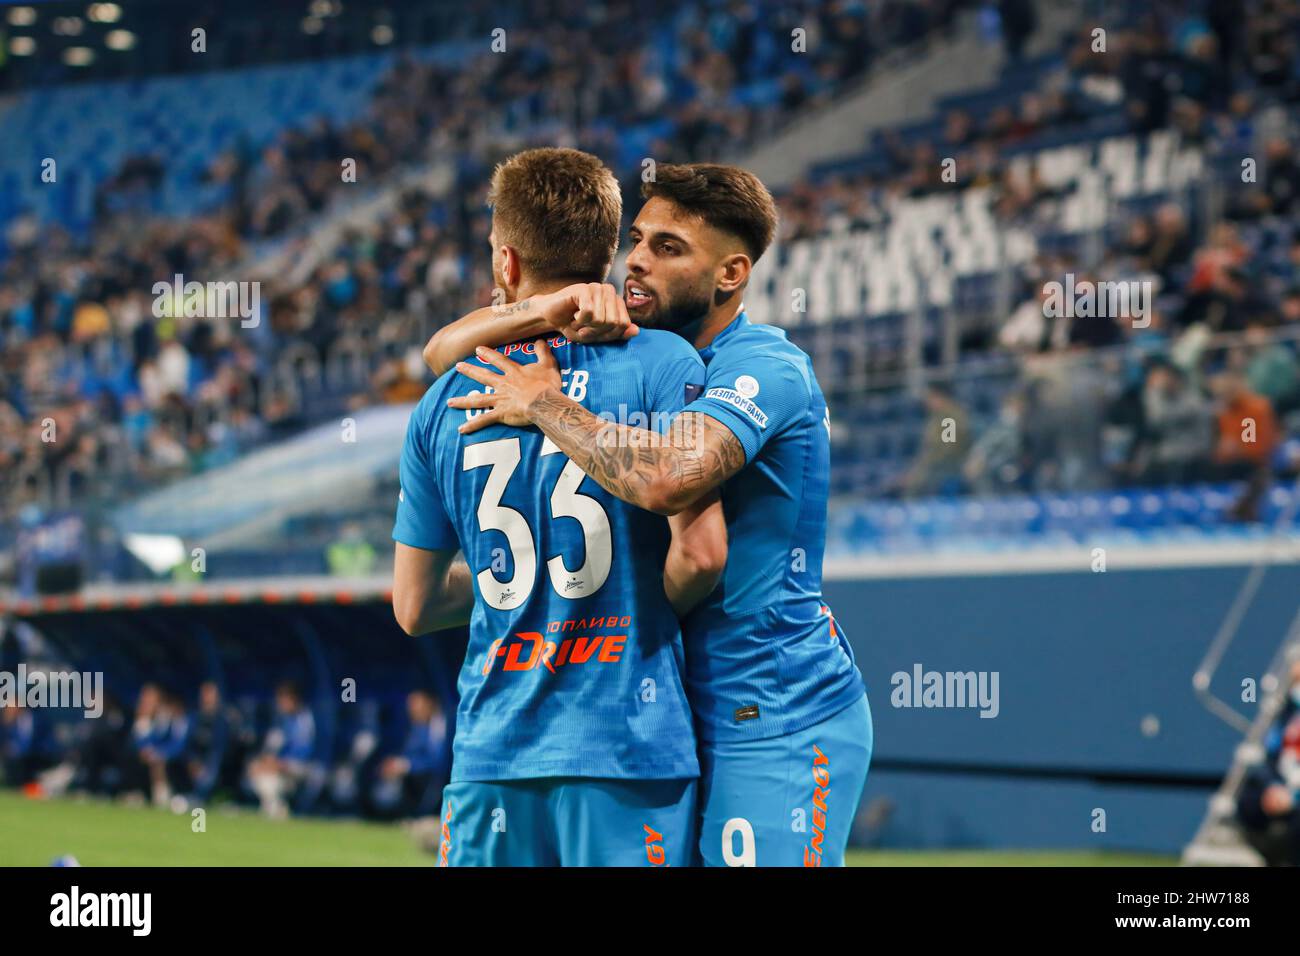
513,278,573,302
691,297,745,350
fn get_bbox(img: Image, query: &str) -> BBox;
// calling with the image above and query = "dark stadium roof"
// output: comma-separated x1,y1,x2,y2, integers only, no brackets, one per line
0,0,494,92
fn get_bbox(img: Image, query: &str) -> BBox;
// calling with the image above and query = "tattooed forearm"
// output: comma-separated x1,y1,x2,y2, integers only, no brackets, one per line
526,388,745,514
492,298,532,315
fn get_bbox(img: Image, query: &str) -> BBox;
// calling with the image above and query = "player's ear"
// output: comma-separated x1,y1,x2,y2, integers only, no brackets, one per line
500,245,523,291
717,252,751,295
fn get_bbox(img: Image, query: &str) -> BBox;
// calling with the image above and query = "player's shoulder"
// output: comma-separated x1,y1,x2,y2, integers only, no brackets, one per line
714,318,814,391
408,375,457,431
567,330,702,382
729,317,805,363
622,328,701,364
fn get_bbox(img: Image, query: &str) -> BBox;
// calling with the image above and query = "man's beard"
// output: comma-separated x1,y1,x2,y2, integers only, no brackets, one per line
639,285,713,334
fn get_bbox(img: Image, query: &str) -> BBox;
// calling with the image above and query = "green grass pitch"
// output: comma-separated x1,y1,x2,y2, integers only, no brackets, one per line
0,792,1176,867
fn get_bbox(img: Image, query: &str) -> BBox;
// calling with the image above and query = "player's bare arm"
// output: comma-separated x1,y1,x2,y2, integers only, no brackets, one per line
423,298,550,377
392,543,475,635
448,339,745,516
423,282,638,376
664,490,727,617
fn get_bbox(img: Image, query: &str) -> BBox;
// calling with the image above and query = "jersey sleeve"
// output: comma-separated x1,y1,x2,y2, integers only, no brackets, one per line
392,399,459,551
684,351,811,464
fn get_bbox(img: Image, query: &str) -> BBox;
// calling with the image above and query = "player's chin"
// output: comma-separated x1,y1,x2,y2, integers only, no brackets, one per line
623,295,658,325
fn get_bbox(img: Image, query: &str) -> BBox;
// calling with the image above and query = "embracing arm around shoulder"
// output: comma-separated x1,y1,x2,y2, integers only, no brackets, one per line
447,339,747,515
423,283,637,377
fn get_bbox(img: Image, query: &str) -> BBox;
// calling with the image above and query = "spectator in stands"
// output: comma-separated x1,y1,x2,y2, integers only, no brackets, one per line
246,681,317,819
1180,224,1255,333
1230,137,1300,221
1064,273,1125,351
1241,318,1300,416
1206,371,1279,521
899,384,970,498
1122,205,1194,288
1120,26,1174,134
963,390,1028,495
1021,357,1109,492
371,690,450,820
999,281,1066,354
1135,359,1214,486
1149,204,1195,285
997,0,1038,62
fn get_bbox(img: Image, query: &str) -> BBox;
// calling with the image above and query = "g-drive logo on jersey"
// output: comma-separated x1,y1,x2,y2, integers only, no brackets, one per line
481,615,633,677
704,375,767,429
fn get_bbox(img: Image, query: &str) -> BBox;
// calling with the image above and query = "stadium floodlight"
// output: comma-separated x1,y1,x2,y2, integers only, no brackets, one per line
301,16,324,35
6,6,36,27
123,533,187,575
371,24,393,45
9,36,36,56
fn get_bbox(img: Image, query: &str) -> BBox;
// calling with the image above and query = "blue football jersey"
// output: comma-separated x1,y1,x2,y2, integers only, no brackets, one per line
682,312,865,741
393,330,704,782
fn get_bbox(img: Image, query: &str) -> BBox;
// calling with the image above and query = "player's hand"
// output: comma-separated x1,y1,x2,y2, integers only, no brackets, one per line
448,338,563,434
542,282,639,344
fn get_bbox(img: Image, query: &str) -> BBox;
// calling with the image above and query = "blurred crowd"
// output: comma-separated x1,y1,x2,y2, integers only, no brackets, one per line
901,355,1297,522
780,2,1300,237
4,0,1300,543
892,205,1300,509
0,0,968,526
0,679,450,822
803,2,1300,511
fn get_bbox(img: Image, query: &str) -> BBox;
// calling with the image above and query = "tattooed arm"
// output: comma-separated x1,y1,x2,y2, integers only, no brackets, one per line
423,283,638,377
527,396,743,516
448,339,746,515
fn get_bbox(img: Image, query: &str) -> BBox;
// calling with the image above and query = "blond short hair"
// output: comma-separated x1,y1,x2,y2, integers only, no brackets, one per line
487,147,622,281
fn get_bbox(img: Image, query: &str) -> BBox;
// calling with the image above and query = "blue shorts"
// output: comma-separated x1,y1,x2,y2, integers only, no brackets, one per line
439,777,697,867
697,692,872,867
